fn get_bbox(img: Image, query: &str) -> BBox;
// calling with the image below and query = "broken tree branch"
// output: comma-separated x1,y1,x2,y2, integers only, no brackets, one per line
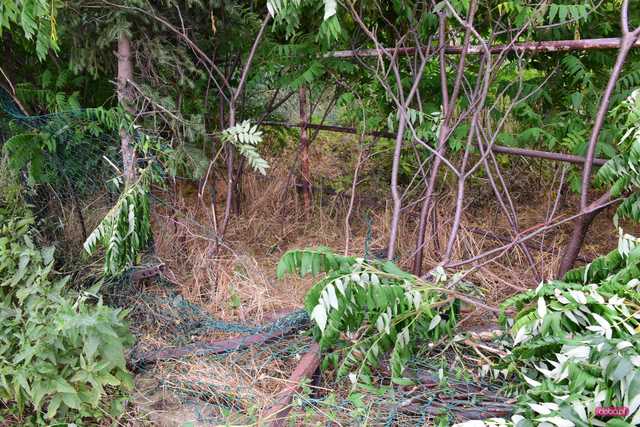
261,343,321,427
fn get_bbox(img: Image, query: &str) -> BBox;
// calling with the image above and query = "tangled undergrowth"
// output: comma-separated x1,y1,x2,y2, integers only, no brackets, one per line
111,157,639,426
3,127,638,425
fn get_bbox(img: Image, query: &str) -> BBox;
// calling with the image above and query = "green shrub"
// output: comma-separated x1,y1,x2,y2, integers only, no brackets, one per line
0,209,134,423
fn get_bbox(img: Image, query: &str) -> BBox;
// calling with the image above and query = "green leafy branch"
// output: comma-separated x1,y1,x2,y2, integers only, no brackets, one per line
222,120,270,175
464,230,640,427
277,247,458,387
83,167,153,276
0,0,59,60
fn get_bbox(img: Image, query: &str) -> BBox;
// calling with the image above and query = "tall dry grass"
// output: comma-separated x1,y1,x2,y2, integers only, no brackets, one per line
148,149,625,332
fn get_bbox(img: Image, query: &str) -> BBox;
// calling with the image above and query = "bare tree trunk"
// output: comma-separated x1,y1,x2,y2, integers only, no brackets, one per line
299,85,311,211
413,5,475,275
558,6,640,276
387,113,407,260
218,15,270,237
220,106,236,237
557,191,612,276
116,34,137,185
344,143,366,256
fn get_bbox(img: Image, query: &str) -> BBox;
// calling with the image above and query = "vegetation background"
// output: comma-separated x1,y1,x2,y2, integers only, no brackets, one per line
2,0,640,425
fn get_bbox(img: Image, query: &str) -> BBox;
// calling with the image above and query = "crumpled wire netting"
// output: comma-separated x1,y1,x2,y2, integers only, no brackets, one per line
106,275,510,426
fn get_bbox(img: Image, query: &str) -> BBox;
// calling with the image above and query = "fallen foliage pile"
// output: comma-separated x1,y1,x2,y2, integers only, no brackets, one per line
456,230,640,427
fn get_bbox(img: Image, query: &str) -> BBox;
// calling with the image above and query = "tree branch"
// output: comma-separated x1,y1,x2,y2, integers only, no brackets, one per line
261,121,607,166
328,37,640,58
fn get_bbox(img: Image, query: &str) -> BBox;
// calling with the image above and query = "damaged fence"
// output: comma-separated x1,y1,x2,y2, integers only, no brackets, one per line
110,273,512,426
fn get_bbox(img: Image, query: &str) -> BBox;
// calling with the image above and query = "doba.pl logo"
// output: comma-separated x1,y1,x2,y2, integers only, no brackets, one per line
595,406,629,417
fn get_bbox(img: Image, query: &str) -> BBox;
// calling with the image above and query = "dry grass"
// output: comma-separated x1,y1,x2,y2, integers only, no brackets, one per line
144,142,631,334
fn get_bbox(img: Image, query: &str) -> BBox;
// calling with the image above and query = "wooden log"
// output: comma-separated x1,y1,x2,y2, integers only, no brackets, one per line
261,343,321,427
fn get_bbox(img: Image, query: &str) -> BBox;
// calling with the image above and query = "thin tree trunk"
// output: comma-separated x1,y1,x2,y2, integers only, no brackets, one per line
218,15,270,237
412,4,475,275
557,192,611,276
116,34,137,185
344,145,365,255
387,114,407,260
299,85,311,211
220,106,236,237
558,10,640,276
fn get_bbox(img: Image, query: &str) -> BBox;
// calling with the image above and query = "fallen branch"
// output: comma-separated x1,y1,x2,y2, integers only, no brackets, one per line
262,121,606,166
129,319,305,370
261,343,321,427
